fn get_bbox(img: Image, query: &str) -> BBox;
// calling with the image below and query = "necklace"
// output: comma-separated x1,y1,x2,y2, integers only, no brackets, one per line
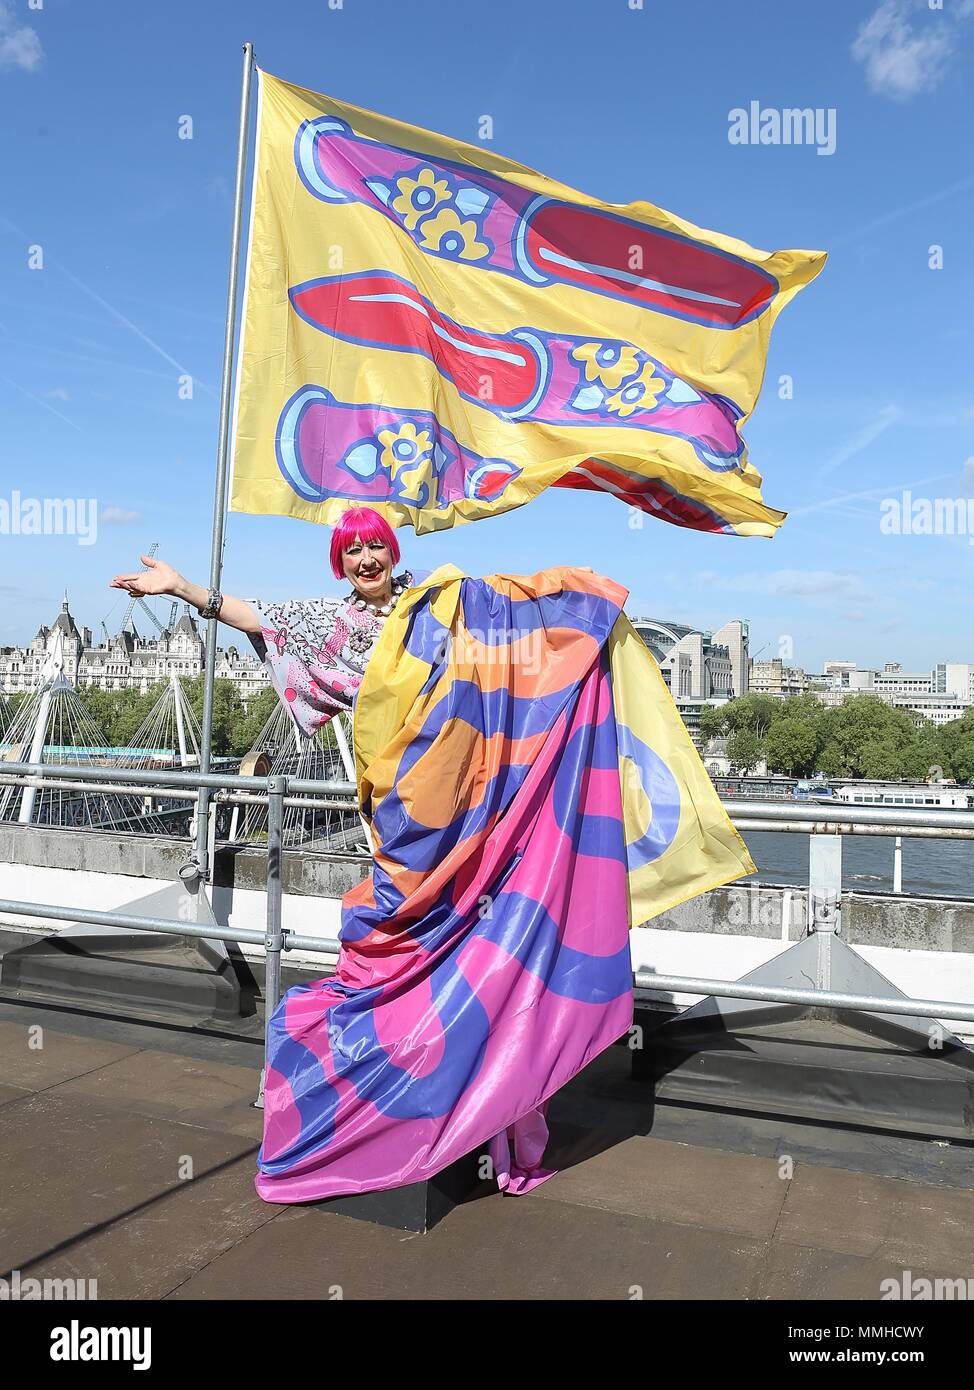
348,570,412,617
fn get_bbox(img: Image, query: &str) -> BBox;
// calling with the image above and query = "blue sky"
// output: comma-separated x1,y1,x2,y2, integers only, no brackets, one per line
1,0,972,673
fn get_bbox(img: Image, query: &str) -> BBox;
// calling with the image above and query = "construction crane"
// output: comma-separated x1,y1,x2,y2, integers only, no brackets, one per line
119,542,159,634
101,543,185,644
130,597,179,637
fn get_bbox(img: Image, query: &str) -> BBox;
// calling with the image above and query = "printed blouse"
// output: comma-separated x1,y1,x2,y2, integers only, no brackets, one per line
246,570,415,738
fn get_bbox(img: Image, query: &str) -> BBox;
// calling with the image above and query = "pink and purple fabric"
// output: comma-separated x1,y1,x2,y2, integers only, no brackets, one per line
255,568,636,1202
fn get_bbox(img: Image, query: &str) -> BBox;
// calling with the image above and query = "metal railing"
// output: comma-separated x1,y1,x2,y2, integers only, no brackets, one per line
723,797,974,839
2,761,974,1105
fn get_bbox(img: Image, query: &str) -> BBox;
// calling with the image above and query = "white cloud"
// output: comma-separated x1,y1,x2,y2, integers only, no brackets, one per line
873,567,936,592
851,0,956,100
0,1,43,73
100,506,143,525
45,387,70,402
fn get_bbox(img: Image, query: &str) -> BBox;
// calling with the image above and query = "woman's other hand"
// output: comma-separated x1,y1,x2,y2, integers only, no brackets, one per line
110,554,180,598
110,556,260,634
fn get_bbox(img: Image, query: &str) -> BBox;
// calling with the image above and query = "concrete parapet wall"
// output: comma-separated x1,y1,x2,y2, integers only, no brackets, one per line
1,824,973,949
652,882,974,954
0,823,369,898
2,826,974,1038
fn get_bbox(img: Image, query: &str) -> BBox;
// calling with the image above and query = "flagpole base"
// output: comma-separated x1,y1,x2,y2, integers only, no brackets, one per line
306,1148,482,1233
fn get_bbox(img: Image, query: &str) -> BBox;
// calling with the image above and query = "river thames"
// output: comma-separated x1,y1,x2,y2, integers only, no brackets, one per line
741,831,974,900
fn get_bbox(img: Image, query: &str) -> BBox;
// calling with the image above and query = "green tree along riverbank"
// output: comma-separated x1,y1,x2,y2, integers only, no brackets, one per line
699,693,974,781
4,677,336,759
8,681,974,780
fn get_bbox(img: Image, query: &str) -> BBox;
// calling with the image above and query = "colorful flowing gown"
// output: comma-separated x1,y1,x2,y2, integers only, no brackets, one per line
252,565,755,1202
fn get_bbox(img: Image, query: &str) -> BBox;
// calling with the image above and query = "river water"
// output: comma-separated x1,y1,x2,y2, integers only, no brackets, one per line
740,831,974,901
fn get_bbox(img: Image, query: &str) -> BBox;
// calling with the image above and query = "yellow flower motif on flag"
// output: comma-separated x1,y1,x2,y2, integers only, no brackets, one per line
570,341,641,390
391,167,451,231
378,421,434,473
378,422,436,503
605,362,667,418
394,454,434,503
418,207,489,261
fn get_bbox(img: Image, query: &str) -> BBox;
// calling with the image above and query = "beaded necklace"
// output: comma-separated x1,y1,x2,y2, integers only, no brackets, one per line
346,569,413,618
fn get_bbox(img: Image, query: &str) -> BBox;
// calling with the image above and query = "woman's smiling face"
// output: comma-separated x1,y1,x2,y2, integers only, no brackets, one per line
342,533,393,603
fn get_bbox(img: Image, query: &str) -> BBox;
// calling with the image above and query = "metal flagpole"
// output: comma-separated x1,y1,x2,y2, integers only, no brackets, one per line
194,41,256,880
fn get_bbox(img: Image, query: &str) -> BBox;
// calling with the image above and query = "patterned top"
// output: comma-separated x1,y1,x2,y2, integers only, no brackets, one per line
247,570,415,739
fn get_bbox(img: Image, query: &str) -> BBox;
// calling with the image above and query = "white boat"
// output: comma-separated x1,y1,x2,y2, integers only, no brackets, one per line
832,779,973,810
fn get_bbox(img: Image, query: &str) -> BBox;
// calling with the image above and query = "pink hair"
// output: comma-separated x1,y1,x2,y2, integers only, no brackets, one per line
329,506,400,580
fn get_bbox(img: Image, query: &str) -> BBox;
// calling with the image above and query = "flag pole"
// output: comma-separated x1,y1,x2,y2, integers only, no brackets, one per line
194,40,256,880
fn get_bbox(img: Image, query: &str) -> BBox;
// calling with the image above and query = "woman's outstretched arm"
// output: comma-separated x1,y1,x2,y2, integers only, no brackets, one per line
110,554,261,635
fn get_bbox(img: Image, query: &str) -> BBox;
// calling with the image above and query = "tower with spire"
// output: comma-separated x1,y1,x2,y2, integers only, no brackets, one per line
28,592,91,685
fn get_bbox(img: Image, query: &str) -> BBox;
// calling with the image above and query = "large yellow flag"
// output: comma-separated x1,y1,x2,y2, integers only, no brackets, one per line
230,69,825,537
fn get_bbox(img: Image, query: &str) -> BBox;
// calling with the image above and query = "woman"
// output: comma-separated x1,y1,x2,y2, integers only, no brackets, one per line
111,505,575,1195
110,506,417,736
112,508,754,1204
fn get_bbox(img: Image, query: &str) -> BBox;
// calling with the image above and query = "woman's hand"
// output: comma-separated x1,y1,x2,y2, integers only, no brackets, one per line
110,554,181,599
109,555,261,635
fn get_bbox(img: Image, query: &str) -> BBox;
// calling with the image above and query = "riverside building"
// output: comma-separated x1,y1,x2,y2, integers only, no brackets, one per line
0,595,268,704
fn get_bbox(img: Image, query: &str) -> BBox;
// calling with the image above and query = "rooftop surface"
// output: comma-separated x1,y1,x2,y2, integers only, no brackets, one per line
3,997,974,1301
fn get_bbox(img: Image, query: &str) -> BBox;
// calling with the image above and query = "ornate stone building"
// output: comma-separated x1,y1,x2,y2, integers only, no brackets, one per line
0,596,267,703
749,657,809,698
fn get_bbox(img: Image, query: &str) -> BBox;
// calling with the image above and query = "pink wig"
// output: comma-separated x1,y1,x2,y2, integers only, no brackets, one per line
329,506,401,580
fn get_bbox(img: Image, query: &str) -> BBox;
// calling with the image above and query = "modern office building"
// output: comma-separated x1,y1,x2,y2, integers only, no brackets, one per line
934,663,974,703
629,616,749,747
815,659,971,723
888,695,971,727
630,617,749,702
